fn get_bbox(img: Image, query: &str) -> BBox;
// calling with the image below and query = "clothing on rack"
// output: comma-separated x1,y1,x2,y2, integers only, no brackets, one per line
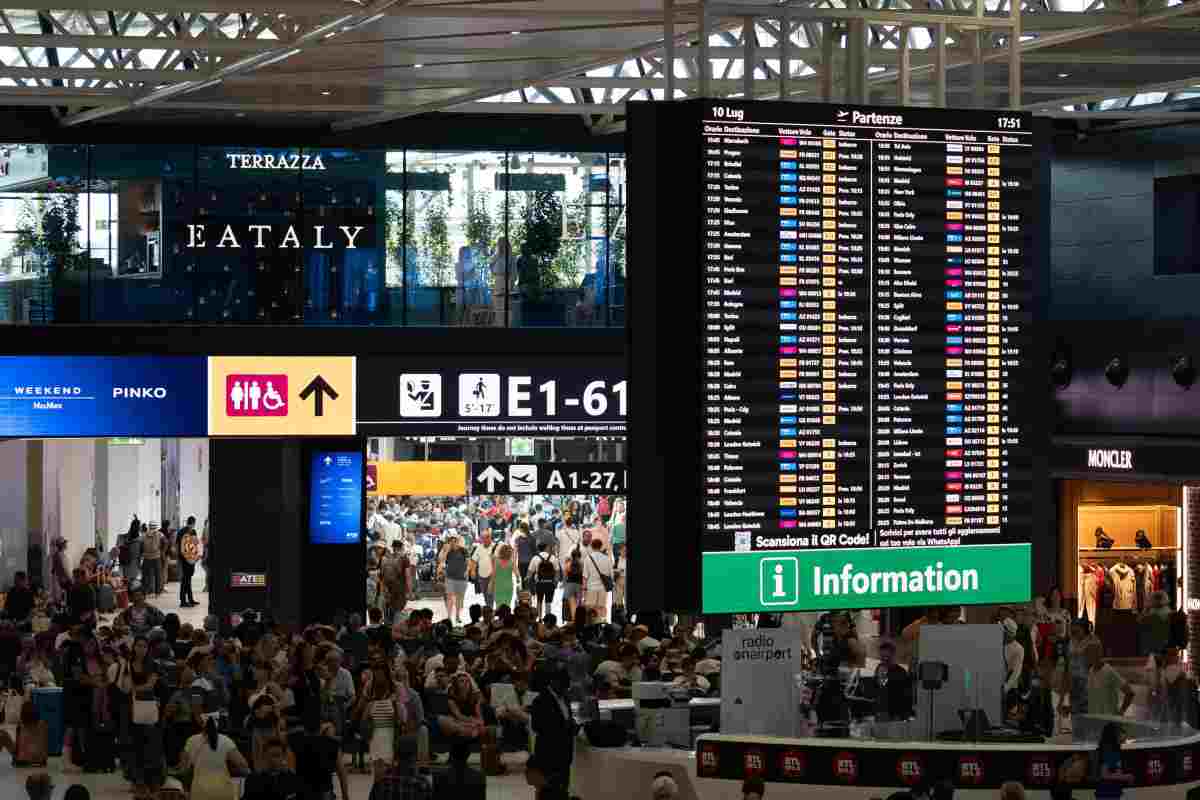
1109,562,1137,610
1080,557,1180,629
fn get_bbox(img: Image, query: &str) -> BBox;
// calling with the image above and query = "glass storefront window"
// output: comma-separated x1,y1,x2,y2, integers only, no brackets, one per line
0,144,627,327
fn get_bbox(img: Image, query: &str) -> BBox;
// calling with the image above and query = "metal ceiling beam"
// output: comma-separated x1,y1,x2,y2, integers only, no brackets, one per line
1023,73,1200,109
0,32,287,54
0,66,212,83
331,3,744,131
58,0,411,126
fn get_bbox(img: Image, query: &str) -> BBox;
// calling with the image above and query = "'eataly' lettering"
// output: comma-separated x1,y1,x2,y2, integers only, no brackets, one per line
185,224,366,250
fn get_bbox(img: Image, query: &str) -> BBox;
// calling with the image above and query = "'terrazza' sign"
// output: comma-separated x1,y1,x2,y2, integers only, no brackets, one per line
1087,449,1133,470
225,152,325,171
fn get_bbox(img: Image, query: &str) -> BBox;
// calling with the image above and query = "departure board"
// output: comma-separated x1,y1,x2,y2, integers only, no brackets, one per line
695,101,1035,613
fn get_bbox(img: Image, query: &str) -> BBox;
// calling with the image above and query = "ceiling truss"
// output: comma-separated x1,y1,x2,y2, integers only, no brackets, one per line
0,1,1198,129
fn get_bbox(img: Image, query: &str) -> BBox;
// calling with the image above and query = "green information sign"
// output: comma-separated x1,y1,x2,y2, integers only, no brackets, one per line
701,543,1031,613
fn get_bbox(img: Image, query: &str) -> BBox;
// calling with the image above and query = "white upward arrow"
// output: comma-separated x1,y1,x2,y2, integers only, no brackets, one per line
477,465,504,492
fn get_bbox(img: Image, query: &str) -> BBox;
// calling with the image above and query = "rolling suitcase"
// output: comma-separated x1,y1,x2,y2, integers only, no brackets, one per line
31,687,65,756
97,583,116,613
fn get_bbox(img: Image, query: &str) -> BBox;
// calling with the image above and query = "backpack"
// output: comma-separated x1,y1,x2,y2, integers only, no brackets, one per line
180,533,200,565
566,555,582,583
536,556,557,582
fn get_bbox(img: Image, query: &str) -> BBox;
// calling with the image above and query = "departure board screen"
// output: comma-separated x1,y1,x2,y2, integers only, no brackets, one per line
695,101,1035,613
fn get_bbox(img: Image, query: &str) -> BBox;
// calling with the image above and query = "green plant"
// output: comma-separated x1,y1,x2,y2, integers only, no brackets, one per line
14,194,84,272
466,191,496,258
420,194,453,286
608,204,626,281
384,193,414,287
516,190,564,302
552,191,589,287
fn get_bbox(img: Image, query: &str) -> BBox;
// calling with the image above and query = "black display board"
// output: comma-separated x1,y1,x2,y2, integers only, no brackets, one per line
469,461,628,495
632,100,1038,614
356,357,627,436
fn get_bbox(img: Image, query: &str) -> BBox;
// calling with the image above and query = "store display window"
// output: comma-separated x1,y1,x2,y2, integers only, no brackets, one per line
1059,480,1186,658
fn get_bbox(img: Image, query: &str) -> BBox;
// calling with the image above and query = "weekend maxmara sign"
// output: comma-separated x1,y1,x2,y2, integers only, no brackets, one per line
0,356,354,438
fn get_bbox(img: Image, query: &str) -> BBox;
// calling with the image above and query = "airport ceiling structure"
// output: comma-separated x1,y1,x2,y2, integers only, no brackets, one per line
3,0,1200,134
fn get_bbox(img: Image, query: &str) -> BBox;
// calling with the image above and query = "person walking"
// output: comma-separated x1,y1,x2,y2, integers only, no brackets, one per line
178,518,200,609
437,535,469,626
141,524,162,598
468,531,497,610
490,544,520,612
201,518,210,593
513,522,535,589
582,539,613,622
527,665,576,800
528,542,559,620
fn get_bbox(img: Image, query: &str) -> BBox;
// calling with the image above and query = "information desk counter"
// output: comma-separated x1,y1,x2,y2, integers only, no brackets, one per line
574,728,1200,800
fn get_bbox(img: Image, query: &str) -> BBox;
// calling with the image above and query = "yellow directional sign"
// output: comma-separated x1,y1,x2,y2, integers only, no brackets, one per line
208,356,355,436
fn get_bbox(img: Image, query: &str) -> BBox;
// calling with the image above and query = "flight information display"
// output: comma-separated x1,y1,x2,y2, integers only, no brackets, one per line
696,101,1035,613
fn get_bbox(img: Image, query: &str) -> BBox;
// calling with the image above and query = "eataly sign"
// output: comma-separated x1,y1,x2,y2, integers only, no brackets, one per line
185,224,368,250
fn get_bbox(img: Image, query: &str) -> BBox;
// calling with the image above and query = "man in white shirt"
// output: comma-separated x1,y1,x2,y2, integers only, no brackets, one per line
556,525,583,565
581,539,613,621
469,531,497,609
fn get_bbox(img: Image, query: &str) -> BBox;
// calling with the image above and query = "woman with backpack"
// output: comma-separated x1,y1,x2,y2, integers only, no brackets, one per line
528,542,559,620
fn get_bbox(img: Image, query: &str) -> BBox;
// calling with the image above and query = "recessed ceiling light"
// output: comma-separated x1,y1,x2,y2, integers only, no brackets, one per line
414,63,424,69
510,30,521,35
1058,72,1070,78
321,90,332,96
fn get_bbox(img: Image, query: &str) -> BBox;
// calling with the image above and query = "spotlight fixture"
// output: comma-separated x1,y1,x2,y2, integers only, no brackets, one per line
413,63,424,69
1104,356,1130,388
1057,72,1070,78
1170,354,1196,389
1049,349,1072,390
510,30,522,35
320,90,332,96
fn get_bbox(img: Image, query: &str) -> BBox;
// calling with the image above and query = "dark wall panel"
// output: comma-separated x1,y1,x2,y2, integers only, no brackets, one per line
1049,126,1200,321
208,438,303,624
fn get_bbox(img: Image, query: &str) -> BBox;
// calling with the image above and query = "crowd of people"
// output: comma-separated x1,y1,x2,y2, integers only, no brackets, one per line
0,567,717,800
0,499,1187,800
364,494,628,628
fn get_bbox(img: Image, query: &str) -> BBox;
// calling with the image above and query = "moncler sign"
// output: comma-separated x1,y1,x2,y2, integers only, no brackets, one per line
1087,449,1133,470
225,152,325,171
